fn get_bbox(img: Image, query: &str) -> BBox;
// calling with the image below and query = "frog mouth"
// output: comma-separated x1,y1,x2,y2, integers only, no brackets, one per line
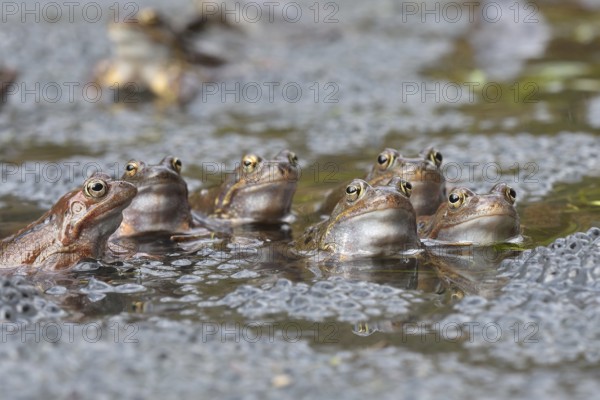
447,211,519,227
70,182,137,239
216,180,297,213
436,214,521,244
326,208,420,254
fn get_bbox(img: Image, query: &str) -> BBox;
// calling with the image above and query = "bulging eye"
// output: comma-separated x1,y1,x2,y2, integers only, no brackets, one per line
125,161,139,177
171,157,182,173
242,155,260,173
345,183,361,202
398,180,412,198
448,191,465,209
84,179,108,198
376,150,395,169
287,152,298,165
505,186,517,203
428,149,443,167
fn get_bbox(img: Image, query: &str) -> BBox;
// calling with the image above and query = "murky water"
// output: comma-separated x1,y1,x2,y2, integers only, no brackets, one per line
1,0,600,398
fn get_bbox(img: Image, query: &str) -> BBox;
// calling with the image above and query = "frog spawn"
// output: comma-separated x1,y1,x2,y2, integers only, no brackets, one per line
0,276,63,322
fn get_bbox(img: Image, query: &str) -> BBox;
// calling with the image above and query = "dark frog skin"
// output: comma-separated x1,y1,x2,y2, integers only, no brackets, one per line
365,147,445,215
0,174,137,271
112,156,193,238
192,150,299,225
321,147,446,217
296,178,421,258
418,182,522,244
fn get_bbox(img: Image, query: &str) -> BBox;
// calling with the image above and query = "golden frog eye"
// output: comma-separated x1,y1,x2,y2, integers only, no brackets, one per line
345,182,364,202
376,150,395,170
287,151,298,165
505,186,517,203
84,179,108,198
242,154,260,173
322,242,336,252
427,149,443,167
398,180,412,198
448,191,466,209
171,157,182,173
125,161,139,177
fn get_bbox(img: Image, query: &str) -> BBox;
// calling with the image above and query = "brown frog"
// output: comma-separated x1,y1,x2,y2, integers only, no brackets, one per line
111,156,193,239
296,178,420,259
192,150,299,226
94,8,224,104
418,182,521,244
0,174,137,271
320,147,446,216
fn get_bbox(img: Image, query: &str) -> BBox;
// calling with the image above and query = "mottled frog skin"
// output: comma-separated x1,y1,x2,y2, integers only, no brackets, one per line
94,8,224,104
192,149,299,226
112,156,193,238
321,147,446,217
365,147,446,215
0,174,137,271
296,178,420,258
418,182,521,244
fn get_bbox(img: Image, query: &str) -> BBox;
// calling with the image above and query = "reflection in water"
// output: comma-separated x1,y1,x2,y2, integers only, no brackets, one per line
305,256,422,289
349,245,520,337
427,245,517,297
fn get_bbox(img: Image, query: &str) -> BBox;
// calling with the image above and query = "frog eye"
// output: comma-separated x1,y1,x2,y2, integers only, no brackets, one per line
427,149,443,167
125,161,139,177
84,179,108,198
322,243,336,252
398,180,412,198
171,157,182,173
242,155,260,173
505,186,517,203
287,152,298,165
376,150,395,170
448,191,465,209
345,182,364,202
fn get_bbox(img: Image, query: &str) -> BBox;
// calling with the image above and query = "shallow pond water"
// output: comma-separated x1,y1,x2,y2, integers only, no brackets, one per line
1,0,600,398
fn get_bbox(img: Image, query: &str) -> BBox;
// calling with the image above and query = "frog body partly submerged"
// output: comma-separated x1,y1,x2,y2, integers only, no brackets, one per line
112,156,193,239
296,178,420,259
0,174,137,271
320,147,446,217
418,182,521,244
192,150,299,227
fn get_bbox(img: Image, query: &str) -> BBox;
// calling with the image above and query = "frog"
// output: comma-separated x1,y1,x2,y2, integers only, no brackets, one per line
418,182,521,244
191,149,299,227
320,147,446,217
295,178,421,259
0,174,137,271
111,156,193,239
94,8,225,104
